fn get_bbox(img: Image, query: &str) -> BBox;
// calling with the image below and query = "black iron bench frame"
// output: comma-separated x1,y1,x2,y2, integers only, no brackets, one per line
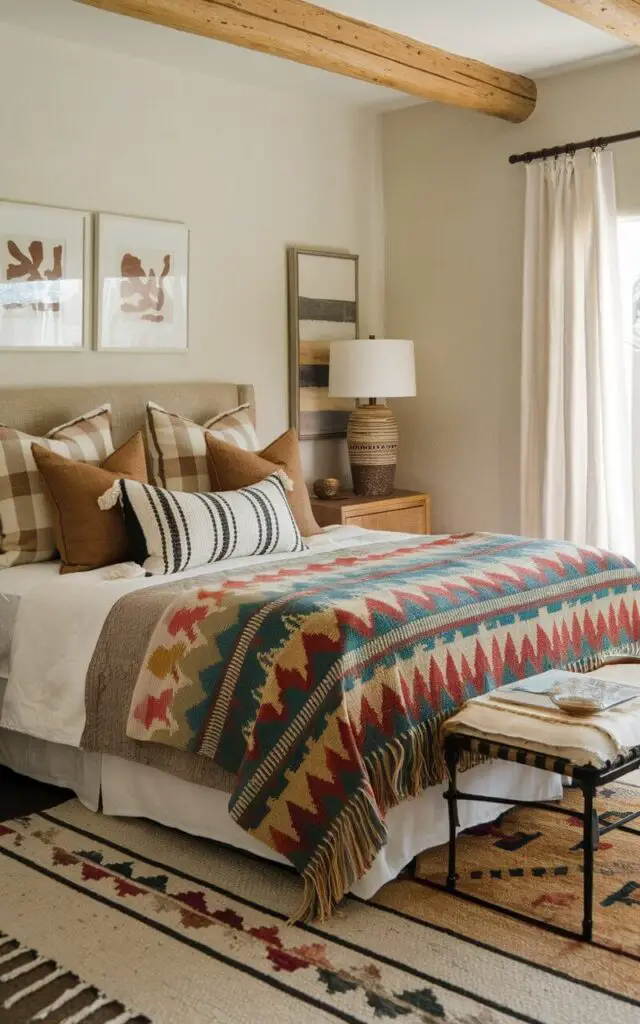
414,733,640,943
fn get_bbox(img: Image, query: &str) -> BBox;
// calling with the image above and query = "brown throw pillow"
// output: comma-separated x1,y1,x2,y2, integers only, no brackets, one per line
32,432,148,574
206,428,321,537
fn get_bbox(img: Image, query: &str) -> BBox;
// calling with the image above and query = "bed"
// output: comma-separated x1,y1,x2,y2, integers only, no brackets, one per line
3,382,636,919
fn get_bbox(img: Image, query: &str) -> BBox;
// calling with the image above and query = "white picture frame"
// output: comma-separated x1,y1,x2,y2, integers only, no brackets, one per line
0,201,91,351
96,214,189,352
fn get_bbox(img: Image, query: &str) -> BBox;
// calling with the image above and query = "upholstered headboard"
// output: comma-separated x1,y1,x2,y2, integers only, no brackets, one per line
0,382,256,449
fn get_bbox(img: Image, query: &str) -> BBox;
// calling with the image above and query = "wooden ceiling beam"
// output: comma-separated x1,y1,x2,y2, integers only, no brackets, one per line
74,0,537,122
538,0,640,45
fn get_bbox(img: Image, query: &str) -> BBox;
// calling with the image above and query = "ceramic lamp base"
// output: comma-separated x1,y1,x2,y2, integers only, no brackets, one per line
347,403,399,497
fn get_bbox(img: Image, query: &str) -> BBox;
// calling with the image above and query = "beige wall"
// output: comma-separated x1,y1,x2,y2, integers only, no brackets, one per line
0,21,384,480
382,54,640,535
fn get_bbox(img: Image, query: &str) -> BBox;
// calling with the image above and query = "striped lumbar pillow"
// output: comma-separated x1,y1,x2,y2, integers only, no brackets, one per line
99,471,306,575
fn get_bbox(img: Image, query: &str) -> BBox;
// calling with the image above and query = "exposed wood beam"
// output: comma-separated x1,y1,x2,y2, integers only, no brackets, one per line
538,0,640,45
74,0,537,122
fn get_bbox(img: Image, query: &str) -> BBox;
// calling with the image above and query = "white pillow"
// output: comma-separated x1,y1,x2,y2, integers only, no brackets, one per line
99,471,306,575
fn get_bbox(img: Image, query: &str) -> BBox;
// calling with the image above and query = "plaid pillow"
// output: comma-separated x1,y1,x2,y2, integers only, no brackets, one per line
0,405,113,567
146,401,259,491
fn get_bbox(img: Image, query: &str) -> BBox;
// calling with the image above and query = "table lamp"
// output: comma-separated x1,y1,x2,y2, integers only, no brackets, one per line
328,338,416,496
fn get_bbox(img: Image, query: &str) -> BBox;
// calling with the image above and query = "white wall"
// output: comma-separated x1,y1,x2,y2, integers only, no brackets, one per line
382,54,640,535
0,21,385,480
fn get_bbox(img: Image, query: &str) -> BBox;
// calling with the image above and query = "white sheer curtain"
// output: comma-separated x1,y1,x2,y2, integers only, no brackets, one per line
520,149,635,560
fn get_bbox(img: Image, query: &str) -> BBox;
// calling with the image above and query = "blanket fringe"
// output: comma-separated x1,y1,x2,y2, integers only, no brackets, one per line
291,645,640,921
568,641,640,675
294,713,460,922
294,788,387,923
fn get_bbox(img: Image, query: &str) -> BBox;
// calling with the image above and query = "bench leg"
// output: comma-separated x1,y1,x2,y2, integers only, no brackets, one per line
582,781,597,942
445,744,459,892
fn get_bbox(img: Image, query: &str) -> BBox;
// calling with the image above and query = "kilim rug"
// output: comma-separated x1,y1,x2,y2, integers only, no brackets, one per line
377,781,640,1007
0,799,638,1024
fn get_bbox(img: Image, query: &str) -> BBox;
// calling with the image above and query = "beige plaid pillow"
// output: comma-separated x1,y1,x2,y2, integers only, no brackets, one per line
0,405,113,567
146,402,259,491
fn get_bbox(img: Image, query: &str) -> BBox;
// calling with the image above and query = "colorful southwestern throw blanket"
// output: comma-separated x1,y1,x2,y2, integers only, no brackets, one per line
125,533,640,920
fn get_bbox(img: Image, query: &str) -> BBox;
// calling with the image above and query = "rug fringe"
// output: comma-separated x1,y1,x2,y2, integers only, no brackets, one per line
0,933,149,1024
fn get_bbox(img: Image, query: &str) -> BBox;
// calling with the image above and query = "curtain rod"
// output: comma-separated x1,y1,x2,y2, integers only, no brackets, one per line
509,128,640,165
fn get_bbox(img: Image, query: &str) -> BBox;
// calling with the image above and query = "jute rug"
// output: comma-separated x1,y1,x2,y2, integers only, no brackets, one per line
0,796,638,1024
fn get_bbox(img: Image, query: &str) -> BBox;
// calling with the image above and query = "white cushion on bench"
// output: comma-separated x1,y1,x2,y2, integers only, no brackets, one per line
444,666,640,769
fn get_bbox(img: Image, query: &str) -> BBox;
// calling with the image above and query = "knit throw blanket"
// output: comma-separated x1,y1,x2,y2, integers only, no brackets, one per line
125,533,640,919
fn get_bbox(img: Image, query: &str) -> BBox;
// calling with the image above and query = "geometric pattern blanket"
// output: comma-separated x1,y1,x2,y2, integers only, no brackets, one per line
125,532,640,919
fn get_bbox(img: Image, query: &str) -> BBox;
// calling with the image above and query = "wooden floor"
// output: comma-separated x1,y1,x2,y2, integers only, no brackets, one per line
0,766,72,822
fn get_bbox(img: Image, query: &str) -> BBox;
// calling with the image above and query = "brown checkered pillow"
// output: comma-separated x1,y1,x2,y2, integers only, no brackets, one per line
0,405,113,567
145,402,259,491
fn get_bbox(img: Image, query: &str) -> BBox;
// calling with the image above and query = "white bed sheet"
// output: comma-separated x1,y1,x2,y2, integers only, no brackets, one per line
0,561,62,678
0,526,416,746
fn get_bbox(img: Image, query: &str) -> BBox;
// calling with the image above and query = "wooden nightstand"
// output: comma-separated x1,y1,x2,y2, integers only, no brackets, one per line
310,490,430,535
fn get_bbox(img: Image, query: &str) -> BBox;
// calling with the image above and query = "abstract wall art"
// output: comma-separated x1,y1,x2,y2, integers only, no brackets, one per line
287,246,359,440
0,201,90,350
96,214,188,351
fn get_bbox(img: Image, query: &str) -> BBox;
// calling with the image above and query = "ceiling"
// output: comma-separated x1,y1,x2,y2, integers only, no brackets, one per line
0,0,634,108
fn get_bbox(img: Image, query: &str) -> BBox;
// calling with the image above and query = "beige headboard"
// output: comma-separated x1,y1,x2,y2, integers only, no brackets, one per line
0,382,256,448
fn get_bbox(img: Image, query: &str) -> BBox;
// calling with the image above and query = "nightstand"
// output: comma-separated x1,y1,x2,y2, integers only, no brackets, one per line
310,490,430,535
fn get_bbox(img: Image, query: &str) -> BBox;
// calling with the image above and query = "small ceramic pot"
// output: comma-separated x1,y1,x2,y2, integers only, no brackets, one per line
313,477,341,499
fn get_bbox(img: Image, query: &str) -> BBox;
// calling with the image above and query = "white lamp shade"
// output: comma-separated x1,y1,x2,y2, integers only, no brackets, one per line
328,338,416,399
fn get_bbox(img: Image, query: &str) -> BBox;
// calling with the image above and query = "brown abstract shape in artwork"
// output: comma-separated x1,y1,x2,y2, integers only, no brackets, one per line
4,238,64,312
120,252,171,323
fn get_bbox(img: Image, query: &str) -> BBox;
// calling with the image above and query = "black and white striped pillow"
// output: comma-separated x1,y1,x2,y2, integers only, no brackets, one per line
98,470,306,575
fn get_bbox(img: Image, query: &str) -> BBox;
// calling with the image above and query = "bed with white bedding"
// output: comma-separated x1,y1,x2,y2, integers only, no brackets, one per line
1,382,634,921
0,539,562,900
0,524,621,903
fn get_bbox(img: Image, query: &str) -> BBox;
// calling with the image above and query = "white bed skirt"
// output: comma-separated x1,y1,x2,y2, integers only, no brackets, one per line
0,725,562,900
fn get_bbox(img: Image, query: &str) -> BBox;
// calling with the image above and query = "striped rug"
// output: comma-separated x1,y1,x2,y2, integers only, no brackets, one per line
0,798,637,1024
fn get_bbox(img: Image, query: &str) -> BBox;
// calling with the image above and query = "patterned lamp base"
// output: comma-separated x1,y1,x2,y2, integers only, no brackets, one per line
347,403,399,496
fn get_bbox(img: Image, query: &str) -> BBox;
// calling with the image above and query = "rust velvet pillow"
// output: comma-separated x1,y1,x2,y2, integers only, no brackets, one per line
205,428,321,538
32,432,148,574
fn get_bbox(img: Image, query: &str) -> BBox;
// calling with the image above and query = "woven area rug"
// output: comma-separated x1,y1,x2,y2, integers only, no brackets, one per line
0,799,638,1024
377,781,640,1007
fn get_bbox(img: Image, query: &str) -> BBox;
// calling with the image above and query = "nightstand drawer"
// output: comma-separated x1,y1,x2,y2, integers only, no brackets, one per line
310,490,430,534
346,503,427,534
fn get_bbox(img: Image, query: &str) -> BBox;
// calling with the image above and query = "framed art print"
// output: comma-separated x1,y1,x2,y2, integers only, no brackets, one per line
96,214,188,351
287,246,359,440
0,201,90,350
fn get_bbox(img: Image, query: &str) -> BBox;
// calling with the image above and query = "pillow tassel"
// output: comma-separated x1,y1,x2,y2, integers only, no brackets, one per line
274,469,294,492
97,479,122,511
